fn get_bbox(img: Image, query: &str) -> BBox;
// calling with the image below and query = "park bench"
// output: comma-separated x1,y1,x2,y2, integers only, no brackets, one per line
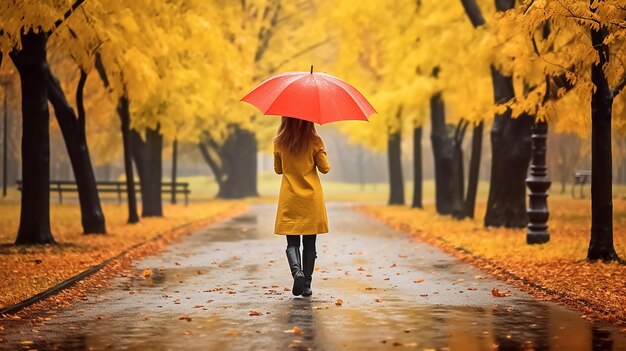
571,170,591,199
16,180,190,205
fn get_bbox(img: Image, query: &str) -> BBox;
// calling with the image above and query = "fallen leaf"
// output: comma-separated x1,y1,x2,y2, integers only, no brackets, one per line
141,268,152,278
249,311,262,316
335,299,343,306
414,279,424,283
284,326,303,335
179,316,192,321
491,288,510,297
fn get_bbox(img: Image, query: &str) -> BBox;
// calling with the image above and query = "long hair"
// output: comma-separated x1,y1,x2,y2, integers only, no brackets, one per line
274,116,318,155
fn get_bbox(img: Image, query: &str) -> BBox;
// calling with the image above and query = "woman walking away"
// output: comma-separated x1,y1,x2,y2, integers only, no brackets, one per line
273,116,330,297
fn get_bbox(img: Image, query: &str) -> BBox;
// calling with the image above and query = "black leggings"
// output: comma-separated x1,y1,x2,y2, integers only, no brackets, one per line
286,235,316,251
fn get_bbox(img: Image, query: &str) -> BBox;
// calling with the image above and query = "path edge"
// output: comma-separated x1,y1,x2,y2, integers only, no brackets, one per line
355,205,626,327
0,205,247,317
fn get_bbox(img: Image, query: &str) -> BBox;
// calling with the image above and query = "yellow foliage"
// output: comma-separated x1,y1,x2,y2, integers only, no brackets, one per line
490,0,626,136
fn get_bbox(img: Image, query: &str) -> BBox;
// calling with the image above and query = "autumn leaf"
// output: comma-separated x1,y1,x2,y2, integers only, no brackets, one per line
284,326,303,335
141,268,152,278
179,316,192,321
249,311,262,316
335,299,343,306
413,279,424,283
491,288,510,297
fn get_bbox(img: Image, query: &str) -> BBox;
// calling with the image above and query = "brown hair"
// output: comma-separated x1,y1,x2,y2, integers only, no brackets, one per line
274,116,319,155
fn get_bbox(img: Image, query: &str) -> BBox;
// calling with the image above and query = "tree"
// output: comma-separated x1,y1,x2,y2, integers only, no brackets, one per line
388,107,405,205
94,55,140,224
44,49,106,233
198,0,324,199
460,0,533,228
1,0,87,244
497,0,626,261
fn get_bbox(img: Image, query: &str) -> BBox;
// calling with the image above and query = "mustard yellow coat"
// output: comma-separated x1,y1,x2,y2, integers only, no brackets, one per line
274,136,330,235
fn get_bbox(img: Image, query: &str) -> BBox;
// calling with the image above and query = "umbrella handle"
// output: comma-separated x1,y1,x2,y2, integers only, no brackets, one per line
310,65,313,74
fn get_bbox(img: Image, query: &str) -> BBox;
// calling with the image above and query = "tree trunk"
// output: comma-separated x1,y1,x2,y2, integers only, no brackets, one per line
484,65,532,228
10,31,55,244
95,54,139,224
199,125,258,199
117,96,140,224
430,90,455,214
587,25,619,262
357,145,365,190
2,81,7,198
412,126,423,208
130,127,163,217
46,68,106,234
388,129,405,205
451,134,465,218
464,122,483,218
218,125,258,199
171,138,178,204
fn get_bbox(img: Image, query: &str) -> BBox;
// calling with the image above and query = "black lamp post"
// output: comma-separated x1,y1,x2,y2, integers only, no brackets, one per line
526,121,551,244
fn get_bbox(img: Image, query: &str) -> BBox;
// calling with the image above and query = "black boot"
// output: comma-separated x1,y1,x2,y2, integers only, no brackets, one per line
286,246,305,296
302,249,317,297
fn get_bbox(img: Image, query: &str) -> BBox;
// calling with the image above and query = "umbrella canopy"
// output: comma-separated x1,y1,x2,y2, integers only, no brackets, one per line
241,68,376,125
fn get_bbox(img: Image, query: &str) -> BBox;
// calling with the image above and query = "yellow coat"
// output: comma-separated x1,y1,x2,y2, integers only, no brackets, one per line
274,136,330,235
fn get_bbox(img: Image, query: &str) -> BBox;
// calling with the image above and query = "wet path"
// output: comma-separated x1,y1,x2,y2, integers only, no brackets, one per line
1,204,624,350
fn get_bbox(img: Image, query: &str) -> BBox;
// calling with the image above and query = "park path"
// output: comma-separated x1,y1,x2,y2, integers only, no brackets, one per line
1,203,624,351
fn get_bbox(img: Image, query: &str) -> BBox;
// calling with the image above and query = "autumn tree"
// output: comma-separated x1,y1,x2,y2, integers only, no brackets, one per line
459,0,534,227
0,0,88,244
47,30,107,233
496,0,626,261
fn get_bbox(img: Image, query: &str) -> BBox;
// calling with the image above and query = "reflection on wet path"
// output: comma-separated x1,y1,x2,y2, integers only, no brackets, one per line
1,204,624,350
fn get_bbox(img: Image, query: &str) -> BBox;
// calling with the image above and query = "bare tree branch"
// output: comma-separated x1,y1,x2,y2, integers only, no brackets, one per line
49,0,87,35
555,0,601,25
198,142,223,185
262,38,332,78
460,0,486,27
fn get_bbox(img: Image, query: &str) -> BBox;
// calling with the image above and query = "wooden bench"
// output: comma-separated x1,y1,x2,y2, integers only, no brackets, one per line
571,170,591,199
16,180,190,205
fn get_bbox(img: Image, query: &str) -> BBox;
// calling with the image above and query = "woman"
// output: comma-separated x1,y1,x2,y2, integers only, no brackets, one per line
273,116,330,297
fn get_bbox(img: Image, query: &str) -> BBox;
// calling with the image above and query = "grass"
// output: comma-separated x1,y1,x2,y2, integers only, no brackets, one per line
358,199,626,325
167,174,626,203
0,200,246,309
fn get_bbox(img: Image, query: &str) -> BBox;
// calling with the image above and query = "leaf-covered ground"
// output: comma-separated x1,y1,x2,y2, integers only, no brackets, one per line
0,201,246,309
359,198,626,326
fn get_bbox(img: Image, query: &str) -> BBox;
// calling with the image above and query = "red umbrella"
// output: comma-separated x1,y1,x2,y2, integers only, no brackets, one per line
241,67,376,125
